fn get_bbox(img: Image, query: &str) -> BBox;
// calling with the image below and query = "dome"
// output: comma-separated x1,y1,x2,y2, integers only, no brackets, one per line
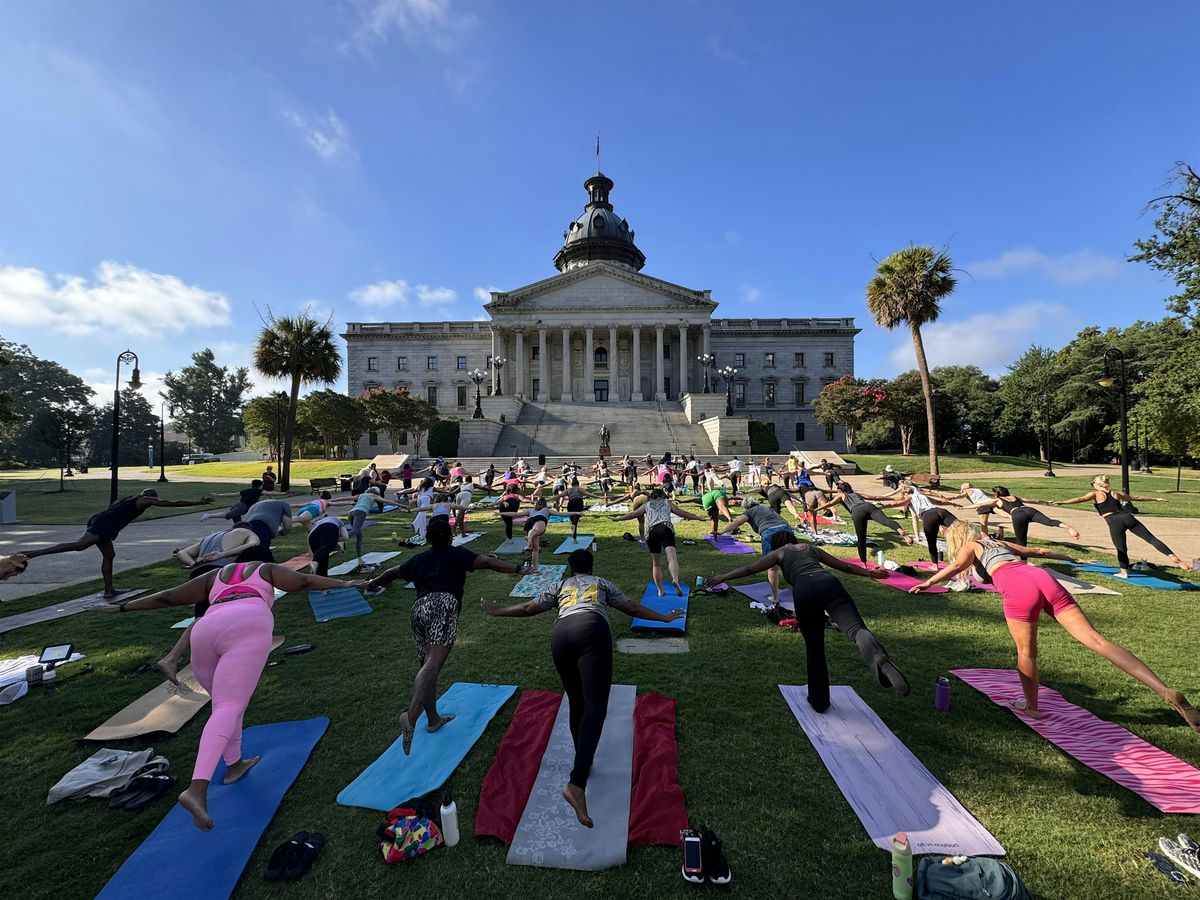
553,172,646,272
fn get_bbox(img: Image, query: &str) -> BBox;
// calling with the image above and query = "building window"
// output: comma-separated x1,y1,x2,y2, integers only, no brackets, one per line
764,383,776,407
734,383,746,408
663,344,671,360
764,352,775,368
767,422,776,434
794,383,805,406
824,352,835,367
595,346,609,367
427,356,438,370
734,352,745,367
397,356,408,371
398,430,408,446
363,381,381,391
367,357,378,371
486,354,493,370
427,386,438,406
825,424,835,441
456,385,468,407
795,422,805,441
794,352,805,368
368,430,378,446
531,346,540,361
457,356,467,370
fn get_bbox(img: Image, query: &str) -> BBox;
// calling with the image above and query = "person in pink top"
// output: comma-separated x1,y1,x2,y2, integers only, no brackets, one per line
89,547,359,830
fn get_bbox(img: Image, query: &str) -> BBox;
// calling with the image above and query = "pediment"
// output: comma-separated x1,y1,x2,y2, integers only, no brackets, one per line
485,263,716,313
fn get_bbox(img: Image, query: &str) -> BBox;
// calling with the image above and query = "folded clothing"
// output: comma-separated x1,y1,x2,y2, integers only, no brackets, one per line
47,748,168,804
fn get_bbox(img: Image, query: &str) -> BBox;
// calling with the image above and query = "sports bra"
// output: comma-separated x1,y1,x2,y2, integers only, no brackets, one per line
996,496,1023,514
208,562,276,607
1093,490,1122,515
979,537,1019,574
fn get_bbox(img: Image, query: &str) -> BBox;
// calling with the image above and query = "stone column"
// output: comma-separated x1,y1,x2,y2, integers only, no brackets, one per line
608,324,619,399
678,322,688,398
631,325,642,401
514,327,525,400
537,324,548,403
490,327,498,393
560,325,571,401
702,323,711,358
654,324,665,401
584,325,595,402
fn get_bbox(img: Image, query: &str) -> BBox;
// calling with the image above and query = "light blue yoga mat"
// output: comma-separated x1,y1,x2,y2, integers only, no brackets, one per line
630,581,689,632
97,717,329,900
308,587,373,622
554,534,595,554
170,617,196,629
510,565,566,597
337,682,517,811
1070,562,1197,591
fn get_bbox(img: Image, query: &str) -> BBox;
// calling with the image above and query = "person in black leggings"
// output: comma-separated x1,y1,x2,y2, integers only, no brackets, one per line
306,515,347,576
563,478,587,540
1056,475,1191,578
482,550,684,828
496,489,522,541
893,483,960,563
817,481,912,564
706,532,910,712
989,486,1080,546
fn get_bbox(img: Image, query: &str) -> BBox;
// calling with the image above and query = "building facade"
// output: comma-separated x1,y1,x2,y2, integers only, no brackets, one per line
343,171,857,453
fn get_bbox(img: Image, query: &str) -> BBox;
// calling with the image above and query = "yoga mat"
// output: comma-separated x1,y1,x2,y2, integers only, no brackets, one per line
507,685,636,870
84,637,286,741
630,582,689,632
95,717,329,900
494,537,528,554
170,616,196,629
548,514,571,523
780,684,1005,856
1042,567,1120,596
453,532,484,547
0,589,146,636
628,693,688,846
279,553,313,571
327,550,402,577
911,560,1000,592
337,682,516,811
733,581,795,610
617,637,690,654
705,534,755,554
554,534,595,554
510,565,566,597
952,668,1200,814
476,689,562,842
589,503,629,512
308,587,372,622
1070,562,1197,591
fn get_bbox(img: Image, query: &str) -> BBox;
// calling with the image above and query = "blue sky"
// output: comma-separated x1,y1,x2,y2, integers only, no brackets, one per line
2,0,1197,402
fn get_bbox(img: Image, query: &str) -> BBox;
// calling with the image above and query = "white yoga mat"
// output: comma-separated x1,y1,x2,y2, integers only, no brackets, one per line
0,589,147,636
1042,567,1120,596
452,532,484,547
779,684,1004,857
327,551,402,577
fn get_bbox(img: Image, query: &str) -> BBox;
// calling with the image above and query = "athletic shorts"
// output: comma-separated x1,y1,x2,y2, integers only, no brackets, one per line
760,524,792,555
646,523,676,554
247,519,274,548
85,512,122,541
701,489,727,512
411,591,460,663
524,516,547,534
991,562,1078,623
803,489,824,509
296,501,323,520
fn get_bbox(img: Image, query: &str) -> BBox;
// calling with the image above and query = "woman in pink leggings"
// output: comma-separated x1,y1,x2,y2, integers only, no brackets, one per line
909,521,1199,732
91,547,357,829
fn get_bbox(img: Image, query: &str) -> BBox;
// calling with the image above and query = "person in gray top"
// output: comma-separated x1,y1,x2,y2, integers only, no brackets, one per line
483,550,683,829
241,499,293,548
173,525,262,568
719,496,796,606
611,488,704,597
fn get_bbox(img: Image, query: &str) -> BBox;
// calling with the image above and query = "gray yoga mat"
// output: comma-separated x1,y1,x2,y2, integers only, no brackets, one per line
616,637,690,655
494,537,528,555
0,589,147,636
1043,567,1120,596
507,684,636,871
327,551,402,577
780,684,1004,857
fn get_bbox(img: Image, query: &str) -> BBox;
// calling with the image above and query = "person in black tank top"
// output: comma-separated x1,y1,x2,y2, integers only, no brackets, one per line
705,531,910,712
987,486,1081,547
23,488,215,598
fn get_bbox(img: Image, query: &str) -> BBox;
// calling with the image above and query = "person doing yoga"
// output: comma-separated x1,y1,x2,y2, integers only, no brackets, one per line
989,486,1080,546
759,483,807,528
89,546,358,829
909,522,1199,731
705,532,910,712
563,478,588,540
902,483,959,564
496,487,523,541
1054,475,1190,578
201,480,265,524
293,492,332,531
816,481,912,564
342,487,388,570
366,520,528,755
307,514,348,576
948,482,1001,534
699,483,735,537
720,496,795,606
612,488,704,596
483,549,684,827
173,525,262,568
497,495,551,573
23,489,214,598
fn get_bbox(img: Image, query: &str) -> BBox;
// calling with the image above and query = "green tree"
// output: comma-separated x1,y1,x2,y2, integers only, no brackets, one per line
811,376,886,453
162,349,252,453
252,314,342,490
242,393,290,461
1130,162,1200,324
30,400,95,488
879,371,926,455
361,388,439,456
1137,340,1200,489
0,339,94,466
426,419,461,457
748,420,779,454
88,387,161,467
297,389,364,458
930,365,1000,454
866,246,956,476
997,347,1060,461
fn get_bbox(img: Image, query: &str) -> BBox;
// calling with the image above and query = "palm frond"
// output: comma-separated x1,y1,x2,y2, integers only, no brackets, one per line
865,245,956,330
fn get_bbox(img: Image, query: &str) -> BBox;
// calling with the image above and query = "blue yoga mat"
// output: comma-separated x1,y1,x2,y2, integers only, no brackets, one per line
554,534,595,554
337,682,516,811
630,581,689,632
308,587,373,622
97,717,329,900
1072,563,1197,591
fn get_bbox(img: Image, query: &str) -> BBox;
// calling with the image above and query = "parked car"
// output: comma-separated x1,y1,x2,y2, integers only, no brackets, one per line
182,453,222,464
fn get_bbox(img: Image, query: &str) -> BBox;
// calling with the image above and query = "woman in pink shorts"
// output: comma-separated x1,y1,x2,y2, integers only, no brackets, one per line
909,521,1199,731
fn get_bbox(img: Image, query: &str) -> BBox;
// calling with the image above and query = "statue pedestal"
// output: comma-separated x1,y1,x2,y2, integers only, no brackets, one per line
598,446,611,457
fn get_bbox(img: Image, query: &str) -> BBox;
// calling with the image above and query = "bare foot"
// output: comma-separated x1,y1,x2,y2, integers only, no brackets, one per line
1115,570,1130,579
427,713,456,733
673,581,683,596
1067,526,1081,539
562,783,593,828
102,588,133,599
1171,555,1192,572
155,658,180,686
1011,699,1043,719
222,755,261,784
178,789,213,830
1163,690,1200,733
656,586,665,597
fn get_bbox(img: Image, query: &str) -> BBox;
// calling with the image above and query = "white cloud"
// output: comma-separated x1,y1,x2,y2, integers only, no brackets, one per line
473,285,499,304
280,107,355,163
966,247,1122,285
0,262,231,338
349,0,477,54
885,301,1073,374
739,285,763,303
82,368,169,408
349,279,457,308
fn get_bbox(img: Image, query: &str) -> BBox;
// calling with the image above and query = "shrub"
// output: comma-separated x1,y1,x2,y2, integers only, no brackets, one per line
748,420,779,454
426,419,460,457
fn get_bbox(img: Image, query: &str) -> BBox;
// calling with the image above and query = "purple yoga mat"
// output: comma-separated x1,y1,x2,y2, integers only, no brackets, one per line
732,581,795,611
706,534,755,554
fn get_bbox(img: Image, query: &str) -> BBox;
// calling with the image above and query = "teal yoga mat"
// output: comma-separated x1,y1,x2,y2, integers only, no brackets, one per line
554,534,595,554
1070,562,1196,591
337,682,517,811
630,582,689,632
96,718,329,900
308,587,372,622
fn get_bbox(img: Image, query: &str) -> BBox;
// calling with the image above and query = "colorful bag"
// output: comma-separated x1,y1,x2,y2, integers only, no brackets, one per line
379,804,443,863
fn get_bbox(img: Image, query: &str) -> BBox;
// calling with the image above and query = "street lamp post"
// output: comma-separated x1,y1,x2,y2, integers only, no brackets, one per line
697,354,716,394
492,357,507,396
110,350,142,504
1041,392,1055,477
158,399,170,483
469,368,487,419
717,365,738,417
1098,347,1130,495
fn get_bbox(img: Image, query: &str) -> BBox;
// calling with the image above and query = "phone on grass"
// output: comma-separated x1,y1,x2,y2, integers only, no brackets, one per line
683,833,703,878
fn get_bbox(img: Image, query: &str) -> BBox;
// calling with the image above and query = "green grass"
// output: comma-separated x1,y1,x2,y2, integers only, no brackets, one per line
1,505,1197,898
842,454,1050,475
987,474,1200,519
162,460,377,480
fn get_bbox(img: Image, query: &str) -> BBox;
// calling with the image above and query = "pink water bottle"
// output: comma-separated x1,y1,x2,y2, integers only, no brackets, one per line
935,676,951,712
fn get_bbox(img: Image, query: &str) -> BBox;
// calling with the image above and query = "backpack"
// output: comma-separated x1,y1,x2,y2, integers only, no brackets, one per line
916,856,1029,900
378,801,443,864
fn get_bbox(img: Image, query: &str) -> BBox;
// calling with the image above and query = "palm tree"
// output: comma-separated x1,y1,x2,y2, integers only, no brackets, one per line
253,312,342,491
866,246,956,477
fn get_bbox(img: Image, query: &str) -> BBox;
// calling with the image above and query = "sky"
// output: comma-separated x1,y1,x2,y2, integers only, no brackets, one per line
1,0,1197,405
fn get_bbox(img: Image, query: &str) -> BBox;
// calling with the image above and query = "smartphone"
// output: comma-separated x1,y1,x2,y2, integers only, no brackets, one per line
683,833,704,878
283,643,315,655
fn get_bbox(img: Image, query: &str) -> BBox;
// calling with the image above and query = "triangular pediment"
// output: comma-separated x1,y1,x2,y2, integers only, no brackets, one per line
485,263,716,313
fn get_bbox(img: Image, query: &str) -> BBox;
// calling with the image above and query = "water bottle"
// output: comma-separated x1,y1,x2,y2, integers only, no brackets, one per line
440,791,460,847
891,831,913,899
391,530,398,546
935,676,951,712
876,550,886,567
43,668,57,695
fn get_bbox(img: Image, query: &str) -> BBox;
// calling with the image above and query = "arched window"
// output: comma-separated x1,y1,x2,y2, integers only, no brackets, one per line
594,345,609,368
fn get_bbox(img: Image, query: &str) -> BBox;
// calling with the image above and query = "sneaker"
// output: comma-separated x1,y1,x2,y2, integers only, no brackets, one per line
1161,836,1200,880
699,826,731,885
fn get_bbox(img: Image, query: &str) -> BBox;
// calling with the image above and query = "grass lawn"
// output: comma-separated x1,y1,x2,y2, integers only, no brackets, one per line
162,460,377,480
984,474,1200,519
842,453,1049,475
0,503,1197,899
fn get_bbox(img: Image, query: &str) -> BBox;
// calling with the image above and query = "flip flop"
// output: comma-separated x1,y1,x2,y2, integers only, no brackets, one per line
283,833,326,880
265,831,308,881
122,774,177,812
124,662,153,678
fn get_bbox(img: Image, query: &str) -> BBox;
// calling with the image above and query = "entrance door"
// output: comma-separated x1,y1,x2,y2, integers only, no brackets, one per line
531,378,540,401
594,379,609,401
664,376,672,400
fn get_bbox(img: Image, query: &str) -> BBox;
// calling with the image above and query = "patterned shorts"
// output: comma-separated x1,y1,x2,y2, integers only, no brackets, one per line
411,591,460,663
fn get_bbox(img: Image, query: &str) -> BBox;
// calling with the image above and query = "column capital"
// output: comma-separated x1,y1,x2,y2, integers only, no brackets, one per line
584,324,594,334
512,324,525,334
655,322,665,332
537,322,548,332
631,323,641,333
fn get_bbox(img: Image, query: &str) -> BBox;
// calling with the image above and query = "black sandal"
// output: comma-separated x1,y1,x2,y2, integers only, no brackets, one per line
265,831,308,881
283,833,326,879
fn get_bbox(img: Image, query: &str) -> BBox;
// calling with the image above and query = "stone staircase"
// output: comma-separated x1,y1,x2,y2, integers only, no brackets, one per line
492,401,713,458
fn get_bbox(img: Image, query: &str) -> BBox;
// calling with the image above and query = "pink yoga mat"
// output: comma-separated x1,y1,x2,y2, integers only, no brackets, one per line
706,534,755,554
837,559,997,594
953,668,1200,814
913,560,999,593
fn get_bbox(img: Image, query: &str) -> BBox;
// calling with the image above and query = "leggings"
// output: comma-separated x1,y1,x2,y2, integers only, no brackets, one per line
308,523,341,576
919,508,957,562
348,509,367,558
189,600,273,781
691,473,701,492
791,571,895,713
222,501,249,523
549,613,613,789
729,473,740,494
1009,507,1062,546
851,504,901,564
1104,511,1175,570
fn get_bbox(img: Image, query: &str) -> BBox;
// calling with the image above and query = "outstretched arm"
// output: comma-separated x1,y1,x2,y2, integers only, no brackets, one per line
612,599,685,623
481,598,546,617
1115,491,1164,503
1000,540,1079,562
705,549,785,587
611,508,646,522
910,545,977,592
268,565,358,593
816,548,888,579
669,504,703,521
1053,491,1096,506
145,496,214,509
473,556,528,575
719,514,749,535
92,574,213,611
